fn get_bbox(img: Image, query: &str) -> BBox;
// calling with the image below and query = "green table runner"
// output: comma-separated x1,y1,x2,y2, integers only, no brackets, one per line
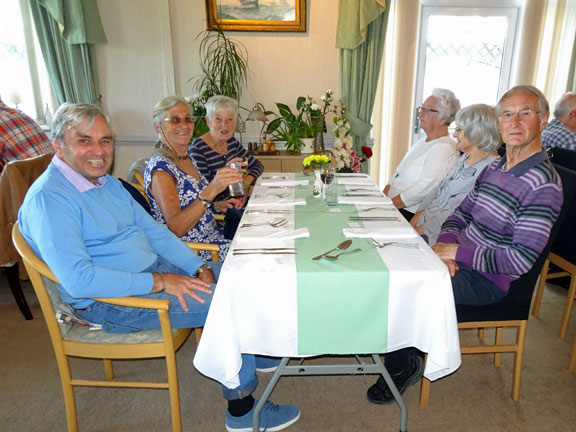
294,174,390,354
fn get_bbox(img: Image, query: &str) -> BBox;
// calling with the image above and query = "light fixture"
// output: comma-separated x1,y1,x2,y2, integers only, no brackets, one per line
246,103,268,145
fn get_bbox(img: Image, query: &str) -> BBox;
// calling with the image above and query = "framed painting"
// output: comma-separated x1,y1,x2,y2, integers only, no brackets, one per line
205,0,306,33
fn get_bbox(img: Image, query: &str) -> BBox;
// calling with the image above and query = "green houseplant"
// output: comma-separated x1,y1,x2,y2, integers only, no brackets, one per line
189,26,248,137
266,91,334,153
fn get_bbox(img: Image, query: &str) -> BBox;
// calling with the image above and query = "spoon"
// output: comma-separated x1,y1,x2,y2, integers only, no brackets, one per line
241,218,288,228
312,239,353,261
323,248,362,261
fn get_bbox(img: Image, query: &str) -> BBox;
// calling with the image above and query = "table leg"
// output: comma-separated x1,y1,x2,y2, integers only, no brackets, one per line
252,355,408,432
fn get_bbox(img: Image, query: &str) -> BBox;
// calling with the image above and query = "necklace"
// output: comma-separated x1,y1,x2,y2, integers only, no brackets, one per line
159,142,188,161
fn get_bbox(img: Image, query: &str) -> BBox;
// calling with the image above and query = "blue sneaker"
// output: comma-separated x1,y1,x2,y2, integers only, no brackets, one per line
255,355,281,373
225,400,300,432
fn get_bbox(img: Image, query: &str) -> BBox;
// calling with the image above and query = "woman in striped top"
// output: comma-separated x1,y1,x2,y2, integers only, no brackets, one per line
189,95,264,238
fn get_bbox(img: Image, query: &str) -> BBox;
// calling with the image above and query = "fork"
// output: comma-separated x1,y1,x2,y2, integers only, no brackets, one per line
370,239,419,249
240,218,288,228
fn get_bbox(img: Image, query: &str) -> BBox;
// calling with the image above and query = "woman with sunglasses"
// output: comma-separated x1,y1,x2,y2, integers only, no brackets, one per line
384,88,461,221
144,96,241,262
410,104,501,245
189,95,264,239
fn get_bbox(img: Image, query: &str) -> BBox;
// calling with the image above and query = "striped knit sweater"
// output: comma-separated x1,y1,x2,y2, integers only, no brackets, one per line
189,136,264,201
437,150,563,292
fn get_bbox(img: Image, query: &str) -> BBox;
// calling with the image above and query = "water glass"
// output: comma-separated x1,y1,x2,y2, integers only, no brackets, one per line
226,162,244,197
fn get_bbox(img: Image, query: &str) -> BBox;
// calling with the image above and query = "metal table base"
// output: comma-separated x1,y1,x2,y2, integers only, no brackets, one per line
253,354,408,432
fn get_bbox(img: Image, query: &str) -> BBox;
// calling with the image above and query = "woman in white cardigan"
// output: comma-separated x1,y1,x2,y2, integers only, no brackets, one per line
384,88,461,221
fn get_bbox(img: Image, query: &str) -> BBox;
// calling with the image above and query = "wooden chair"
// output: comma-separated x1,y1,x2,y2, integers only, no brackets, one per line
420,163,576,405
532,147,576,339
0,153,53,320
12,222,216,432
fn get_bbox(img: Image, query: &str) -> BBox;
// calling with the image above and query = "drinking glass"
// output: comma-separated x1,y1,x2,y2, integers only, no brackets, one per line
226,161,244,198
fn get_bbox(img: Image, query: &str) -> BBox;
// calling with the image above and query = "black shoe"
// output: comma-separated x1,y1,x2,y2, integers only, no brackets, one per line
366,354,424,405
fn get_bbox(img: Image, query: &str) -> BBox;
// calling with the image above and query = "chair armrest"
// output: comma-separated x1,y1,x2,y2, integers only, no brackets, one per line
93,296,171,311
184,241,220,253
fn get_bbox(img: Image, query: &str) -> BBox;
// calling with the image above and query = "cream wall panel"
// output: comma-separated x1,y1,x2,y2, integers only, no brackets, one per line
96,0,174,137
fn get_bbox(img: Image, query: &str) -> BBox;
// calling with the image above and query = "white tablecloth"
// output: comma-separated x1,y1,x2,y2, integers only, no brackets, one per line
194,174,461,389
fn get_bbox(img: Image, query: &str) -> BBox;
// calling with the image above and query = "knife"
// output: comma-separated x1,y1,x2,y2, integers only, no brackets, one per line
232,248,296,252
246,210,291,214
349,216,399,221
233,251,296,255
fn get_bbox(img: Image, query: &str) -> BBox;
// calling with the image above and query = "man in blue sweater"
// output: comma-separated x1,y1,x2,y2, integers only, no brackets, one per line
367,85,563,405
18,103,300,432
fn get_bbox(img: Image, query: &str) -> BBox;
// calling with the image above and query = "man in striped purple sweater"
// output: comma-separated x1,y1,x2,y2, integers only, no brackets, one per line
367,85,563,405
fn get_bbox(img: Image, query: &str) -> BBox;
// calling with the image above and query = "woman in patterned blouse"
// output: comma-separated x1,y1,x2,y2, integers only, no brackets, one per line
144,96,242,262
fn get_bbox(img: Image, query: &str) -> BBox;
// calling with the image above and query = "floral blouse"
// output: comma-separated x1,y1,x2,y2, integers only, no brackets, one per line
144,155,230,262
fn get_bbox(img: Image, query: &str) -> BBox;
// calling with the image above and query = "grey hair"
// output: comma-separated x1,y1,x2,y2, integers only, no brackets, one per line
52,103,112,144
455,104,502,152
205,95,238,120
152,95,190,125
553,92,576,118
431,88,461,125
496,85,549,116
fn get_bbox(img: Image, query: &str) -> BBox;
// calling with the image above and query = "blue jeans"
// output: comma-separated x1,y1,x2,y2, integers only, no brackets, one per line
76,257,259,400
451,263,507,306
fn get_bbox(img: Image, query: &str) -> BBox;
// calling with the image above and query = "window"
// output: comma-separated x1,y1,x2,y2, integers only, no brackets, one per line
412,1,522,141
0,0,54,124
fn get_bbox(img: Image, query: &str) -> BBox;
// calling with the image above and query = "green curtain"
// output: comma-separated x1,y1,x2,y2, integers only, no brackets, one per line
337,0,388,173
29,0,107,105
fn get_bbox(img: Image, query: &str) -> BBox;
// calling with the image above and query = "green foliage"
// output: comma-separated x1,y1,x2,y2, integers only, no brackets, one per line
189,27,248,137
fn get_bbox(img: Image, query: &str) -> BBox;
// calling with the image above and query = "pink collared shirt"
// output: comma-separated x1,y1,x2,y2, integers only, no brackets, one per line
52,154,107,192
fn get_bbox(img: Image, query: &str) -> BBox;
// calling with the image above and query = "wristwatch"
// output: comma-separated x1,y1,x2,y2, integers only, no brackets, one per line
194,264,212,278
198,196,213,208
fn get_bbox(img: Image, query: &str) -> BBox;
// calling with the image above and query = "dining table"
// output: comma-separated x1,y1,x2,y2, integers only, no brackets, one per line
193,172,461,432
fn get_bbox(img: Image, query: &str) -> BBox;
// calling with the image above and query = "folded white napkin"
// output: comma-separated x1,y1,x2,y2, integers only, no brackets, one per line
338,196,392,205
237,227,310,241
249,197,307,207
259,179,309,187
337,177,375,186
343,227,418,240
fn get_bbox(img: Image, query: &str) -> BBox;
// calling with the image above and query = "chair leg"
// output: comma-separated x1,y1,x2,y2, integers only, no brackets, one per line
165,346,182,432
494,327,503,366
532,258,550,318
419,377,431,406
558,274,576,340
4,263,33,320
103,359,114,380
568,331,576,372
511,321,527,401
194,327,203,344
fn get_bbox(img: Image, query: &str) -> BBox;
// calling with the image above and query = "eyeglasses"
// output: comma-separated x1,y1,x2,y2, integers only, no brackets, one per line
163,116,195,124
497,109,540,122
417,106,439,115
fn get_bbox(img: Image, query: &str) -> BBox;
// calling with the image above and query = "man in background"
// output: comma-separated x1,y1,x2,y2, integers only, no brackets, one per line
0,95,53,169
542,92,576,150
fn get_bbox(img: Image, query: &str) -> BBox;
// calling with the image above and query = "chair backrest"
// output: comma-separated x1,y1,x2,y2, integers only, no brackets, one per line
456,163,576,322
119,178,151,214
545,147,576,262
0,153,52,270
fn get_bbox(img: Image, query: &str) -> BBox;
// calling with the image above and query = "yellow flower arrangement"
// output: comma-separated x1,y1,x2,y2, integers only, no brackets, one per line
302,154,330,170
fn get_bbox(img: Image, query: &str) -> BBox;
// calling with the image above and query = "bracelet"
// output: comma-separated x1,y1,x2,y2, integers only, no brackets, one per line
198,196,213,209
158,273,166,293
242,179,252,188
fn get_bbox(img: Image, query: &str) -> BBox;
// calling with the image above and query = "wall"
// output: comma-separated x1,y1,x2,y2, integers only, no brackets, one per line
95,0,340,178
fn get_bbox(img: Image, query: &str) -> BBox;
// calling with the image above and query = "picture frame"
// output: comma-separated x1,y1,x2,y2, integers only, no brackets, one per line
205,0,306,33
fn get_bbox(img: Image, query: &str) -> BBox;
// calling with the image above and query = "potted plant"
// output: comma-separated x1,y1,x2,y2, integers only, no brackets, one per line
189,26,248,137
266,91,333,153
